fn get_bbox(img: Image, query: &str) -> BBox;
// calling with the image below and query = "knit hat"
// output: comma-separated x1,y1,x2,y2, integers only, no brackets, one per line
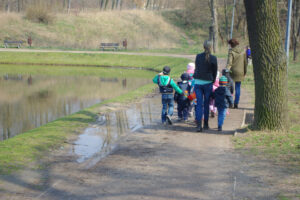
219,76,228,85
181,73,189,81
186,63,195,74
163,66,171,75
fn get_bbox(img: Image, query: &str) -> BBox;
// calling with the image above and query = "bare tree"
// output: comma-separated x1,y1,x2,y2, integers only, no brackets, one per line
68,0,71,13
223,0,229,39
209,0,218,53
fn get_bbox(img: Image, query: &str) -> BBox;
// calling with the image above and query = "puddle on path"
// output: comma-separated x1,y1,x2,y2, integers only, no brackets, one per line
71,96,161,166
0,74,151,140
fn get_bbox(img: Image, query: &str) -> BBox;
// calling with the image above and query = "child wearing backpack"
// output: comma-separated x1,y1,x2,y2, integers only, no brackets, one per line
153,66,183,125
213,76,234,131
174,73,191,122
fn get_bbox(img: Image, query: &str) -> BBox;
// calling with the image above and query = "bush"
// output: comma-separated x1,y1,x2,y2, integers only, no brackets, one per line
25,5,54,24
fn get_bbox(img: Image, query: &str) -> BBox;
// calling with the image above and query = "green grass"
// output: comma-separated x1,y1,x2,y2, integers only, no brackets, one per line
0,52,189,76
233,59,300,168
0,52,189,174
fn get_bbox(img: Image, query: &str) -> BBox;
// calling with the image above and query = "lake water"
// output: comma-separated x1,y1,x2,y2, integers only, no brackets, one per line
0,74,151,141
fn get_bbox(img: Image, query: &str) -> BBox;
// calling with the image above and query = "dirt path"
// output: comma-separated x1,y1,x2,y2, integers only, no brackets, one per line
0,50,298,199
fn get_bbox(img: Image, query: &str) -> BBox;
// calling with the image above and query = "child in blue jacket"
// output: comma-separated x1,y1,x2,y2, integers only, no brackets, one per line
213,76,233,131
153,66,183,125
174,73,191,122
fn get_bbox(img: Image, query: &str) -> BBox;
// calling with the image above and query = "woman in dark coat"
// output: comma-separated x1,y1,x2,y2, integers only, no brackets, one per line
193,40,218,132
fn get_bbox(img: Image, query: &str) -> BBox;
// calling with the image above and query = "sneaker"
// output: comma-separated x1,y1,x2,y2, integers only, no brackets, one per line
234,104,238,109
218,126,222,131
162,122,167,125
166,115,173,125
177,118,183,122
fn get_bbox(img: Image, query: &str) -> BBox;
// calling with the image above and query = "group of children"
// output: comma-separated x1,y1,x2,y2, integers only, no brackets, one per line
153,63,234,131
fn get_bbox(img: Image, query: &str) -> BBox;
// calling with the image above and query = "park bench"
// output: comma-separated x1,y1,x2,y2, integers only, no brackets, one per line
4,40,24,48
100,43,119,51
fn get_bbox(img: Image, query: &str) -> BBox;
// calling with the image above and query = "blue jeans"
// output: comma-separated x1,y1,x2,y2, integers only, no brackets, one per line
235,82,241,105
217,107,227,127
194,83,213,122
161,94,174,123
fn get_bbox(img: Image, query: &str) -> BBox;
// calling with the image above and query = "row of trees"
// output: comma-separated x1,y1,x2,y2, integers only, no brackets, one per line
0,0,185,12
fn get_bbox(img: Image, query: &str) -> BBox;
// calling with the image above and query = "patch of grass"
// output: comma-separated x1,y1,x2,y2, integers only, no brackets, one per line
233,59,300,168
0,52,188,174
0,51,189,76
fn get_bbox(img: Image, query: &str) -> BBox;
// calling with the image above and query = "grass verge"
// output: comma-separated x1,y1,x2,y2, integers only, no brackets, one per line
0,52,189,174
233,60,300,168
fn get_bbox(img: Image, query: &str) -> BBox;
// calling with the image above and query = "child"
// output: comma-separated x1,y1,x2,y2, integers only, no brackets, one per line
186,63,195,117
174,73,191,122
210,71,220,118
153,66,183,125
213,76,233,131
222,68,234,95
186,63,195,84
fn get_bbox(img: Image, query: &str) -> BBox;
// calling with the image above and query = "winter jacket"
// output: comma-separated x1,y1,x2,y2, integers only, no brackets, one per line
174,81,191,105
213,86,234,109
153,74,182,94
227,46,248,82
193,53,218,83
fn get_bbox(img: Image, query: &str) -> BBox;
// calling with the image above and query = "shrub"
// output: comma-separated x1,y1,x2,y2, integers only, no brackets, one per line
25,5,54,24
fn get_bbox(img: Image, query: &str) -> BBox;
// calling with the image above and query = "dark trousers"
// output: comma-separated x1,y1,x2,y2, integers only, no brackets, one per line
177,100,189,120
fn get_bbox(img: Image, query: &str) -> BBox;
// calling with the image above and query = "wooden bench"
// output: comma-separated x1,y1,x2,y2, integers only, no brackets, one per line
100,43,119,51
4,40,24,48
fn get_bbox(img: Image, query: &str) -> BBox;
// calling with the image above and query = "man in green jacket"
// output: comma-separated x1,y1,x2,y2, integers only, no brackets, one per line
153,66,183,125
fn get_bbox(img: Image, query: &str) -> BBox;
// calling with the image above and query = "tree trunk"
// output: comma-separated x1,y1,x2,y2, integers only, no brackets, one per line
146,0,151,9
292,0,299,61
111,0,115,9
104,0,109,10
210,0,219,53
119,0,123,10
224,0,229,40
67,0,71,13
244,0,288,130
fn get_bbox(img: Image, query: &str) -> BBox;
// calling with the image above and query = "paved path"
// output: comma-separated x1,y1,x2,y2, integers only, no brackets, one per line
0,50,293,199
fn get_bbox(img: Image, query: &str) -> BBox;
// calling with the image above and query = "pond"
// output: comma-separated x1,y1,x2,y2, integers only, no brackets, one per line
0,71,153,141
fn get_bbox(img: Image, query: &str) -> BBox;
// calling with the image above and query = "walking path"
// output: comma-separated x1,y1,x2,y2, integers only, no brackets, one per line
0,49,297,199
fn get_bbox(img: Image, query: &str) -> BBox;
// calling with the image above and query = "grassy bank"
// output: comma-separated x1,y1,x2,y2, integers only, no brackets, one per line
0,51,188,75
0,11,183,50
234,60,300,168
0,52,189,174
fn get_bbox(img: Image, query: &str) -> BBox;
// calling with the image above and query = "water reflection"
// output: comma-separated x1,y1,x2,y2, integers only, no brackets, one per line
72,97,159,166
0,75,151,141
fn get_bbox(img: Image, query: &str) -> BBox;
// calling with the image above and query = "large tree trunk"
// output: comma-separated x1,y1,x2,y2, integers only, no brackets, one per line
210,0,219,53
244,0,288,130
